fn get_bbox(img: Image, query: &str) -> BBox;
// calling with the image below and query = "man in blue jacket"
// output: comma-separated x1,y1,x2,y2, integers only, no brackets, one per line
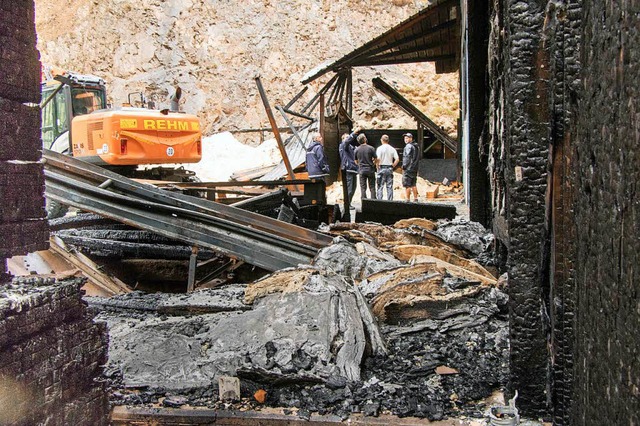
339,126,361,203
306,132,330,182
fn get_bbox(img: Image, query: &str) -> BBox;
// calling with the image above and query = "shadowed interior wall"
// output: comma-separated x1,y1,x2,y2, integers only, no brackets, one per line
571,0,639,423
466,0,491,228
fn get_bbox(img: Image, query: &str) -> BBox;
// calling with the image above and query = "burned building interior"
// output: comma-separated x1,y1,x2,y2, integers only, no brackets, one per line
0,0,638,425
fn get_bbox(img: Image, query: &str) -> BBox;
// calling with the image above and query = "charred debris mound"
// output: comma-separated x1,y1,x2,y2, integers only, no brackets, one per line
87,218,507,420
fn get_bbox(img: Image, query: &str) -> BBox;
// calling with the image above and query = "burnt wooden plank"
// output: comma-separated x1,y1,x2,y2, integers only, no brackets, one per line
357,199,456,225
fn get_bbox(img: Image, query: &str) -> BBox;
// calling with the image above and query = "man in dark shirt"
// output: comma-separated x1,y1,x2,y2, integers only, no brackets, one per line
354,133,377,200
339,127,361,203
402,133,420,201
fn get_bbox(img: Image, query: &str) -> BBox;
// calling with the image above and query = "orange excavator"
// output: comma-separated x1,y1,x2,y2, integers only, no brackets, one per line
41,69,202,175
41,68,203,216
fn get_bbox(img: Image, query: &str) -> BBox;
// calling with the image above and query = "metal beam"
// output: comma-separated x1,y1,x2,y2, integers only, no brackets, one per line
43,150,332,271
277,106,309,151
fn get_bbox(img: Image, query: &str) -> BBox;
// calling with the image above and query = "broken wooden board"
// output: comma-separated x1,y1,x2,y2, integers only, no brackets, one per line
388,242,469,262
407,255,497,286
49,236,132,296
370,270,446,321
329,222,457,252
393,218,438,232
425,184,440,199
7,249,73,276
360,263,445,298
244,266,317,304
375,284,488,325
329,222,424,246
390,245,496,280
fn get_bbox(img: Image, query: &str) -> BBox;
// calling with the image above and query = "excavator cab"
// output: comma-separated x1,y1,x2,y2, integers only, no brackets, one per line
41,73,107,154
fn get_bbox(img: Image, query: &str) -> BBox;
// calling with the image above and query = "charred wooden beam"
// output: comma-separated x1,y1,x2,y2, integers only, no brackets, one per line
48,213,118,232
55,234,219,260
372,77,457,152
361,53,457,68
301,73,339,116
285,86,308,110
351,19,458,61
357,199,456,225
346,68,353,116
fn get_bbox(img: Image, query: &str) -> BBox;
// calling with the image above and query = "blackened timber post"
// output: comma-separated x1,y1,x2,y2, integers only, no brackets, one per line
347,68,353,117
254,76,298,186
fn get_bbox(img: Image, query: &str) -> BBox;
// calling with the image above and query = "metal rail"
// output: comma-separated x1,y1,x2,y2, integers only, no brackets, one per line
43,150,332,271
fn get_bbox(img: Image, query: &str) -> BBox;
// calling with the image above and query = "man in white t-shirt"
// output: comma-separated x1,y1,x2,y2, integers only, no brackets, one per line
375,134,399,200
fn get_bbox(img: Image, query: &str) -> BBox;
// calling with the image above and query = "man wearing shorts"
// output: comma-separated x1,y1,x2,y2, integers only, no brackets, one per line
401,133,420,202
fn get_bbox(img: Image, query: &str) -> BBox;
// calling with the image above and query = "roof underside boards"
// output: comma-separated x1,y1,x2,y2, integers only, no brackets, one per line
301,0,460,84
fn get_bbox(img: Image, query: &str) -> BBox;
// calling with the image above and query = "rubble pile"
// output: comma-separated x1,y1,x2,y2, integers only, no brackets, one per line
90,218,507,420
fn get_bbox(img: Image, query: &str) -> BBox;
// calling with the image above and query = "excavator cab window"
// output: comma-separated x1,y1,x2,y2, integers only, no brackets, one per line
71,87,105,115
41,86,71,150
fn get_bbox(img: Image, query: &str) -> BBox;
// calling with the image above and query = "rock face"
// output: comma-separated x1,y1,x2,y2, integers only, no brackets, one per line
34,0,459,142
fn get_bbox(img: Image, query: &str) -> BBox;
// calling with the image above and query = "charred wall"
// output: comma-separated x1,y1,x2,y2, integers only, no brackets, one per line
571,0,640,423
0,277,109,425
0,1,48,266
485,0,582,417
485,0,639,422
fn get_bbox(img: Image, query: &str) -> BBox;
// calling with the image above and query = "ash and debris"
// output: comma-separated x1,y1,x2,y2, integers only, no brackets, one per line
433,218,494,256
92,218,509,421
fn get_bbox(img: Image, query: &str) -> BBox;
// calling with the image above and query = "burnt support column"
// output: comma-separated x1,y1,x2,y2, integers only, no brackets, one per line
502,0,553,416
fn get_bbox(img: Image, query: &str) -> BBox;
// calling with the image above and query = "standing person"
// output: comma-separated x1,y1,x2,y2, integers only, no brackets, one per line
354,133,377,200
306,132,330,182
375,134,399,200
402,133,420,202
169,82,182,112
339,127,361,203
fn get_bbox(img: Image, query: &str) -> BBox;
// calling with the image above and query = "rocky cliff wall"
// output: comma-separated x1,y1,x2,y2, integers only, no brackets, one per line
35,0,459,142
